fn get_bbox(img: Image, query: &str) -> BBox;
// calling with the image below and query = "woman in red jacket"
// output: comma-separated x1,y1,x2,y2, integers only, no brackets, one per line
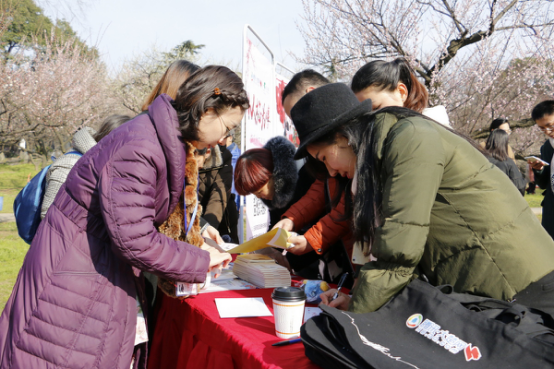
235,136,354,286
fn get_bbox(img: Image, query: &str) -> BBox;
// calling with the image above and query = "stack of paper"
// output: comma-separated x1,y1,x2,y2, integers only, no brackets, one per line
232,254,291,288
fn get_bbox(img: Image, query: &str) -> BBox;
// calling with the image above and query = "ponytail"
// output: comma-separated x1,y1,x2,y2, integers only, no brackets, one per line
403,70,428,113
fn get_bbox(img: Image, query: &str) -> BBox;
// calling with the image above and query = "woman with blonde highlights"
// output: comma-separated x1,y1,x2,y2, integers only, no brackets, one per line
141,60,200,111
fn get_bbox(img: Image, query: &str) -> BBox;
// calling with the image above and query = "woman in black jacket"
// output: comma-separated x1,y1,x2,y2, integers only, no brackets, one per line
197,144,239,243
485,129,526,195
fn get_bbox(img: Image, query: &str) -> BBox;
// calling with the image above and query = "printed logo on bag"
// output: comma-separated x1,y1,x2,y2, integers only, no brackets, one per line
405,314,481,362
464,344,482,361
406,314,423,328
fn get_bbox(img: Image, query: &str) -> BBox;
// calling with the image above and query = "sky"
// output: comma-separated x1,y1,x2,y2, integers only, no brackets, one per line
40,0,309,74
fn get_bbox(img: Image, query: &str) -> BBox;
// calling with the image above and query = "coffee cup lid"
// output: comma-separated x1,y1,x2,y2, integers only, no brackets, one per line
271,286,306,301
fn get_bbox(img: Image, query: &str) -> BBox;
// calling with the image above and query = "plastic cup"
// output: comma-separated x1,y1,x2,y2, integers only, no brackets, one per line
271,286,306,339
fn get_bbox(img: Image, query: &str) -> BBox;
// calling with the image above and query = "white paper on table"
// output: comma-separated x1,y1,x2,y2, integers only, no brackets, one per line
215,298,272,318
202,278,257,293
304,307,322,323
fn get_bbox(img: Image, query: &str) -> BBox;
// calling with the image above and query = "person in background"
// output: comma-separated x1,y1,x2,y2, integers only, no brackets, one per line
290,83,554,318
0,65,244,369
197,143,239,244
527,165,537,195
529,100,554,239
225,129,241,211
351,57,451,126
41,115,131,219
485,129,526,195
480,118,516,162
276,70,354,270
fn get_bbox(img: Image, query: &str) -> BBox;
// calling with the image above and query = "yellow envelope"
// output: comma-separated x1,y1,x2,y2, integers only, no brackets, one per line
226,228,292,254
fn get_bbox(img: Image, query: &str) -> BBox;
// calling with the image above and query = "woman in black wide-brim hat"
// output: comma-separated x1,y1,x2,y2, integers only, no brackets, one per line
290,83,554,316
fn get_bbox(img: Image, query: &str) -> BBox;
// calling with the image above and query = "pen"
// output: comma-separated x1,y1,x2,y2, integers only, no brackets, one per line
331,272,349,301
272,338,302,346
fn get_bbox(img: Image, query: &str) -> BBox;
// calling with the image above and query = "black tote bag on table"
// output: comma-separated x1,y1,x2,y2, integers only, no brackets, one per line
301,279,554,369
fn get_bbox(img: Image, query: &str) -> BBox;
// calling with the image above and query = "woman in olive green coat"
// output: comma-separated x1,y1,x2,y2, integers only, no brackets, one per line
290,83,554,314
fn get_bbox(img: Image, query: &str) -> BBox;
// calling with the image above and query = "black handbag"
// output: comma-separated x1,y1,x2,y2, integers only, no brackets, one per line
301,279,554,369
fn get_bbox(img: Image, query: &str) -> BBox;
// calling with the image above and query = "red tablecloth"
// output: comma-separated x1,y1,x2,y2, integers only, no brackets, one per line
147,288,321,369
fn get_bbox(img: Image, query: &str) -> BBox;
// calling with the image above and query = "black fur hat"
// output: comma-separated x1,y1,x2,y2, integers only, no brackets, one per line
263,136,298,209
290,83,372,159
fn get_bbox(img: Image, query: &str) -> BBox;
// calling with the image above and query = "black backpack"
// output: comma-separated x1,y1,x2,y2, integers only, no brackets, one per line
301,279,554,369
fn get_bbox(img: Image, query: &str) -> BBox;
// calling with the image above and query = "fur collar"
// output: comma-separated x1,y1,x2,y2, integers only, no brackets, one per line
263,136,298,209
157,142,204,299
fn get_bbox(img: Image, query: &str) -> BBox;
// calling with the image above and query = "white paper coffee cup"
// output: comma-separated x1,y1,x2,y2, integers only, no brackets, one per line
271,287,306,339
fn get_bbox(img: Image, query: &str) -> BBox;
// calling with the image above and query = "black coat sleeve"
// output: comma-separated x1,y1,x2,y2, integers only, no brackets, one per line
534,140,553,190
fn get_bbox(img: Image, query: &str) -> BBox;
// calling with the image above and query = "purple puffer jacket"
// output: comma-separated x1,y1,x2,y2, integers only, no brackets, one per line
0,95,210,369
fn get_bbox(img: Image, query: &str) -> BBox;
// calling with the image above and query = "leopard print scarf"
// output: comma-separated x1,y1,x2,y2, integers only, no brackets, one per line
157,142,204,299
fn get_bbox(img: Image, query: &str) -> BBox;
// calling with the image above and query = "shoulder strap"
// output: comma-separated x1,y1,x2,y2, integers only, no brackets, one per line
183,179,199,237
438,283,554,339
50,150,83,161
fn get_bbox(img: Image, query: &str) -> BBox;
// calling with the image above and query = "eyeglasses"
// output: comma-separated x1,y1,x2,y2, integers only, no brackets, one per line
224,128,236,139
539,125,554,133
219,116,231,137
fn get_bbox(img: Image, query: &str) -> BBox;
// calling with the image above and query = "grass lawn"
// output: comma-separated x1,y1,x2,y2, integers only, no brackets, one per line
0,163,547,312
0,222,29,310
524,192,544,208
0,163,41,309
0,163,42,213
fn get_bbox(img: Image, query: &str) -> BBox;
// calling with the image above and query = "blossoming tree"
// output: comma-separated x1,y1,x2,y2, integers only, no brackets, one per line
299,0,554,155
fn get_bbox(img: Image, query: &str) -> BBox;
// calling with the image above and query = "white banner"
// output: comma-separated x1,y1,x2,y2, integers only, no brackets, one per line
242,30,276,240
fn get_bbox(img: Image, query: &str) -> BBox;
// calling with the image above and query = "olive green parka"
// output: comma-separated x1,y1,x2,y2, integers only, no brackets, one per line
350,112,554,313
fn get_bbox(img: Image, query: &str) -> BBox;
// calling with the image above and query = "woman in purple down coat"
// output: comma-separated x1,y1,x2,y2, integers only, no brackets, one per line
0,65,249,369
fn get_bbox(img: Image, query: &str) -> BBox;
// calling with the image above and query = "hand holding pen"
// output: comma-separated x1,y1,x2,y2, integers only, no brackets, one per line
331,272,349,301
320,272,350,310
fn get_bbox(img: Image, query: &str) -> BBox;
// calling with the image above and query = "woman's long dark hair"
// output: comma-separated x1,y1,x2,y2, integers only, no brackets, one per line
489,117,509,132
308,106,487,255
485,129,510,161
